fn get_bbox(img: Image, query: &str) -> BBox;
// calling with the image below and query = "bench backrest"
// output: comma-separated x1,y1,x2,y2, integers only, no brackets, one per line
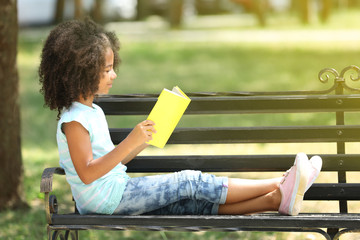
94,66,360,214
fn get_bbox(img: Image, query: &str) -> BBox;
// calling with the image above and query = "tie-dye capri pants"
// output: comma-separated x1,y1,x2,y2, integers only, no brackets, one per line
113,170,228,215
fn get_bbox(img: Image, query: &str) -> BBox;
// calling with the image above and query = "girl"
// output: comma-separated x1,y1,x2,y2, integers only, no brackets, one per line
39,19,322,216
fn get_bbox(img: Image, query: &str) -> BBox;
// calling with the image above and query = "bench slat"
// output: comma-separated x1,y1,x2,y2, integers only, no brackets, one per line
95,95,360,115
305,183,360,200
51,213,360,230
126,154,360,172
110,125,360,144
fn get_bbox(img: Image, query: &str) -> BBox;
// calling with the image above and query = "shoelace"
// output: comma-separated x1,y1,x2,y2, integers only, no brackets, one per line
280,167,292,184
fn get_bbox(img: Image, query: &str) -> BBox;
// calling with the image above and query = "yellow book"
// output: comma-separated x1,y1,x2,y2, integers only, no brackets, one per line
147,86,191,148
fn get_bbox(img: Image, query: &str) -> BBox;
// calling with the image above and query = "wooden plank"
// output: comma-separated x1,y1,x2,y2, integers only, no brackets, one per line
305,183,360,200
51,213,360,229
110,125,360,145
125,154,360,172
95,95,360,115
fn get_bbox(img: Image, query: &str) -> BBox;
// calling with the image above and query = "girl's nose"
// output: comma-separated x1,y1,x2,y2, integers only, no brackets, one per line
111,69,117,79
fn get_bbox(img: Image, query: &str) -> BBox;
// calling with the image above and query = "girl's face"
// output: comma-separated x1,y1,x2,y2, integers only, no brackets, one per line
97,47,117,95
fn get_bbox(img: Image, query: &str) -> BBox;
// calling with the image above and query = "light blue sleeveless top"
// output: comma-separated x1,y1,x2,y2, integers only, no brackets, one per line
57,102,130,214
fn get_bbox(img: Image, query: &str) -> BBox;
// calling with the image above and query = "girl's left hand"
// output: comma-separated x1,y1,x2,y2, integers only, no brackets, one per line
127,120,156,147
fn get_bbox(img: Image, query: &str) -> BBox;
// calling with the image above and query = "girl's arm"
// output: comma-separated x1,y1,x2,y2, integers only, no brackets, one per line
63,120,155,185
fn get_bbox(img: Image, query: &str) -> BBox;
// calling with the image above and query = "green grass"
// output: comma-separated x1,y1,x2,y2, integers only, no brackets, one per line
4,8,360,239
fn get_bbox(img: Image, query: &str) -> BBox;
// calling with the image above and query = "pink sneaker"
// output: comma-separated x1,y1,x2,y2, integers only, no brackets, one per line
305,155,322,192
278,153,310,216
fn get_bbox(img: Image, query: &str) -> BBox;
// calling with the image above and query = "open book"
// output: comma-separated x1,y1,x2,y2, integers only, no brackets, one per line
146,86,191,148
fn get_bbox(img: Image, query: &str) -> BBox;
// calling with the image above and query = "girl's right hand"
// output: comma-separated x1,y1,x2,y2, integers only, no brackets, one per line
127,120,156,146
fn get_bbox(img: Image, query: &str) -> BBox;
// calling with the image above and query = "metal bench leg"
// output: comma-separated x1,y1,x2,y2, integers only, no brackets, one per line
327,228,339,240
48,229,78,240
47,226,52,240
65,230,79,240
51,230,64,240
334,229,360,240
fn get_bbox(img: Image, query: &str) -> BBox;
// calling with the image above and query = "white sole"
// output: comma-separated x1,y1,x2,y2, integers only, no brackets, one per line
288,155,309,215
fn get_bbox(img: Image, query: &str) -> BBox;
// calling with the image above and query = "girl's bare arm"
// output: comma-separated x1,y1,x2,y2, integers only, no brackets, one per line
63,120,155,184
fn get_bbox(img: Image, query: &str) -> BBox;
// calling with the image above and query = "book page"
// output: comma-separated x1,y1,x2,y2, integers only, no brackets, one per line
163,87,186,99
172,86,190,99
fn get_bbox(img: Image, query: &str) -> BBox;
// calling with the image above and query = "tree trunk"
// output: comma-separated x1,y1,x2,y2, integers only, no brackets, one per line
253,0,267,27
136,0,151,20
74,0,83,20
168,0,184,28
92,0,103,23
54,0,65,23
0,0,27,210
320,0,332,23
299,0,310,24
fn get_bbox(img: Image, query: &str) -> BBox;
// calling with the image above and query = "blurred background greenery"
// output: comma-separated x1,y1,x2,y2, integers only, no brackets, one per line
2,0,360,239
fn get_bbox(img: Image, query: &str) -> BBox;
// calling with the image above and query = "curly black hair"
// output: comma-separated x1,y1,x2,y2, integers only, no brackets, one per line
39,18,120,119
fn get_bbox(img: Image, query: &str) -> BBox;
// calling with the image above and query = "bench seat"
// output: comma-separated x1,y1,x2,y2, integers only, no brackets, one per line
41,66,360,240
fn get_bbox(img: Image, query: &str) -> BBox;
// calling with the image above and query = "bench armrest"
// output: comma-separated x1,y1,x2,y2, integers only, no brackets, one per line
40,167,65,224
40,167,65,193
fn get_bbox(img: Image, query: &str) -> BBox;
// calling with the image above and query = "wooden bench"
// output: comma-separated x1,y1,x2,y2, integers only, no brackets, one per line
41,66,360,240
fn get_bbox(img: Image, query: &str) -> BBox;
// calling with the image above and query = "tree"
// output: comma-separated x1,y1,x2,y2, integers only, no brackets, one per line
54,0,85,23
54,0,65,23
168,0,184,28
0,0,27,210
54,0,103,23
91,0,103,23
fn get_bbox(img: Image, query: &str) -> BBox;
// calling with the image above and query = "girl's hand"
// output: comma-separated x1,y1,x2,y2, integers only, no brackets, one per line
127,120,156,146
